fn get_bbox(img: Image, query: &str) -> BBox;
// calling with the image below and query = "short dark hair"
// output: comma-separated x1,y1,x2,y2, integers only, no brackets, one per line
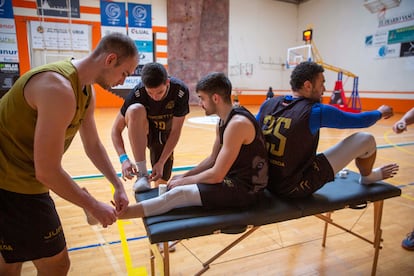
290,61,324,91
196,72,232,104
141,62,168,88
93,32,138,66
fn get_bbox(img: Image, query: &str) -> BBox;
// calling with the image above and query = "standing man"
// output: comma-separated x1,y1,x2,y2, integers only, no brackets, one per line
0,32,137,275
111,62,190,192
256,61,399,198
87,72,268,221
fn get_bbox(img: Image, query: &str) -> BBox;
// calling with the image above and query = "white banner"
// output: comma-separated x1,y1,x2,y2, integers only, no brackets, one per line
0,18,18,62
30,21,90,51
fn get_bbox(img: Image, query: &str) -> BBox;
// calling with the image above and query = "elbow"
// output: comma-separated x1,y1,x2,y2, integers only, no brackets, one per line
35,167,55,188
209,173,226,184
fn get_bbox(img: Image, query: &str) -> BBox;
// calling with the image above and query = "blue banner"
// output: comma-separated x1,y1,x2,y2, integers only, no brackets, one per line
128,3,152,28
100,1,126,27
0,0,14,19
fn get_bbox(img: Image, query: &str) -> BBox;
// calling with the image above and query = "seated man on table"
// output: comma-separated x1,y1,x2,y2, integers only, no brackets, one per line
256,61,399,199
86,72,268,221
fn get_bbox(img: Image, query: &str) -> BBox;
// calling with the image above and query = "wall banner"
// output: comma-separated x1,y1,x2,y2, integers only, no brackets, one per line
0,62,20,95
30,21,89,51
100,1,127,36
388,25,414,45
0,4,19,96
0,0,14,19
128,3,153,65
400,41,414,57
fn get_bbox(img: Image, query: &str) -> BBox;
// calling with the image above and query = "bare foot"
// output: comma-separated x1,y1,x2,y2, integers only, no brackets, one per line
380,163,399,179
360,163,399,184
82,187,99,225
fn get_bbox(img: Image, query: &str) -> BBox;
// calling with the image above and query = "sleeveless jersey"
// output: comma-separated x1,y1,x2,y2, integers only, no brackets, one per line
0,59,91,194
120,77,189,143
257,96,319,194
221,107,269,192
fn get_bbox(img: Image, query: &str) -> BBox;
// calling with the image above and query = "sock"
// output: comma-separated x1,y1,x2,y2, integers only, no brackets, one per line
360,168,382,184
136,161,148,176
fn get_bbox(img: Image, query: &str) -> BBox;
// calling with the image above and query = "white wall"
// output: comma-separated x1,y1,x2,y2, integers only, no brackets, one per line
229,0,414,99
229,0,298,91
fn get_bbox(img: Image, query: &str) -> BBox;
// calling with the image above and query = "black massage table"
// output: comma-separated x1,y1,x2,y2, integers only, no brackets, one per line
135,171,401,276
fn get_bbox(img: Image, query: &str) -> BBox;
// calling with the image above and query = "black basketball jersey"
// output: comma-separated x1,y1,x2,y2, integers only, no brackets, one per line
220,106,269,193
120,77,190,136
257,96,319,194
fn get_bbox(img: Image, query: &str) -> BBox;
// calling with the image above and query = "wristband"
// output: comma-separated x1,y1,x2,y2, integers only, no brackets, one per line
119,154,129,164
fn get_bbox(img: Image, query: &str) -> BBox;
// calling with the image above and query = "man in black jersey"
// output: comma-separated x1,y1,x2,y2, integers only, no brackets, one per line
256,61,398,198
87,72,268,223
112,62,190,193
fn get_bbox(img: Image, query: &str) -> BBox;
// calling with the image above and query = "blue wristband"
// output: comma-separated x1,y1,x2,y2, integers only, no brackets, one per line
119,154,129,164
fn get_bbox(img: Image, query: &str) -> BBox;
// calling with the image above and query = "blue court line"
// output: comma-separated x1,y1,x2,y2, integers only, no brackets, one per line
376,141,414,149
72,165,195,181
68,235,148,252
397,182,414,188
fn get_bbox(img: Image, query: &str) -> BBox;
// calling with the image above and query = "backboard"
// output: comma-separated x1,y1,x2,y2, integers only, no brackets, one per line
286,44,312,69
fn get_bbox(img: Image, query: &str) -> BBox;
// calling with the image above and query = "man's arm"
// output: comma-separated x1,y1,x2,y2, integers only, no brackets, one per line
79,90,129,213
168,115,254,189
26,72,116,227
150,115,185,181
393,107,414,133
111,112,137,180
309,103,388,134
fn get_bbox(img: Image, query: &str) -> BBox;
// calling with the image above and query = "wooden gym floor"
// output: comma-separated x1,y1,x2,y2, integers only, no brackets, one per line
21,105,414,275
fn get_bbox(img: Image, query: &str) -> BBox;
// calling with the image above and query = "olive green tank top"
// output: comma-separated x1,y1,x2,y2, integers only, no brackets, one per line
0,59,91,194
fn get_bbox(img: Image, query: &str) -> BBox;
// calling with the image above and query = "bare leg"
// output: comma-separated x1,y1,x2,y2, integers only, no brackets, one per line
84,185,202,223
81,188,99,225
324,132,398,183
359,163,399,184
0,254,22,276
125,104,148,165
32,247,70,276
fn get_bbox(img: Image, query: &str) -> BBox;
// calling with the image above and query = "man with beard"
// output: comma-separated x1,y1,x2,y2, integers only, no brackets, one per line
256,61,399,199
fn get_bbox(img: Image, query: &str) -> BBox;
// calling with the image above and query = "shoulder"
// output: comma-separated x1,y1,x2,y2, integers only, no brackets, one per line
169,77,189,93
130,82,146,98
230,113,255,129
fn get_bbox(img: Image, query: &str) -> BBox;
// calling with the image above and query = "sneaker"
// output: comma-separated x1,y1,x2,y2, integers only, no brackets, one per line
402,230,414,251
133,174,151,192
158,241,177,253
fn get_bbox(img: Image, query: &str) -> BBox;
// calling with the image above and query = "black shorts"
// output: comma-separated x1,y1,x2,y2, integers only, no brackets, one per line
197,181,262,210
280,153,335,198
148,130,173,181
0,188,66,263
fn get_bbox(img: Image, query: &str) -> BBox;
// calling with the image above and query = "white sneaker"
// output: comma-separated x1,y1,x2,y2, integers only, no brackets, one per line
133,174,151,192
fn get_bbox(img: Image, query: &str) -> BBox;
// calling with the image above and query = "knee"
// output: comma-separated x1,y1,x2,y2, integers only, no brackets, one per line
354,132,376,156
53,251,70,275
356,132,375,146
125,104,147,123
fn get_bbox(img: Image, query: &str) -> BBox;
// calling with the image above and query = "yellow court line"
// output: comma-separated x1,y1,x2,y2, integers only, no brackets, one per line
401,193,414,201
383,130,414,156
111,186,147,276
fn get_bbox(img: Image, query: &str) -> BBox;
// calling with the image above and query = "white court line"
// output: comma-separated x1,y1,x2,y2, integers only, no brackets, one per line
91,225,124,276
